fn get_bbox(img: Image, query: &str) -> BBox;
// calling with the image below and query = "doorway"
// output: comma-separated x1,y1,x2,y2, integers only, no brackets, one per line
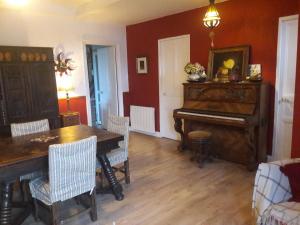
86,45,119,128
273,15,299,160
158,35,190,140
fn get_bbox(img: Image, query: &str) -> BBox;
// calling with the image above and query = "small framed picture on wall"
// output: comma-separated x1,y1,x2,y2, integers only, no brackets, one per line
136,57,148,74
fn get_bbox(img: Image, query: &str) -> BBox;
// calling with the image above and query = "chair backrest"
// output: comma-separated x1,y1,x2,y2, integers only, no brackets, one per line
11,119,50,137
48,136,97,203
107,114,130,151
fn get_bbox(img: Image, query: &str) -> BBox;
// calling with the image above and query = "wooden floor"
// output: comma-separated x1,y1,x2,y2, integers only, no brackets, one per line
23,132,256,225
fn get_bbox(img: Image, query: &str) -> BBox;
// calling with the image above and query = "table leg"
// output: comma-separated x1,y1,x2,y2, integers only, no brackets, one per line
0,182,13,225
97,154,124,201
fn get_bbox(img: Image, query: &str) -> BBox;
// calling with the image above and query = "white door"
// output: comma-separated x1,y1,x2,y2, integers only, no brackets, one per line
96,46,119,129
273,15,299,160
159,35,190,140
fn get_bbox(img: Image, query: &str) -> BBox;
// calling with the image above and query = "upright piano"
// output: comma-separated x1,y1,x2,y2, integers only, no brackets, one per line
173,82,269,170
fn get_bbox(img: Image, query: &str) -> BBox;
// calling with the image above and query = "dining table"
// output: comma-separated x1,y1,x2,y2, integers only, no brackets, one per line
0,125,124,225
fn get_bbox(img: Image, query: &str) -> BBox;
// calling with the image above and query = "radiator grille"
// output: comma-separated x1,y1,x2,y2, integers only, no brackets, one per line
130,105,155,134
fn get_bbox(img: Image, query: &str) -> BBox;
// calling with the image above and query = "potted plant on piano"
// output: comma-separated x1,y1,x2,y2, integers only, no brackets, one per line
184,62,207,82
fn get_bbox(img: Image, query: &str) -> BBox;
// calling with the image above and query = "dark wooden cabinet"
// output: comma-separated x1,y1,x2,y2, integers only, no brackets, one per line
0,46,60,135
60,111,81,127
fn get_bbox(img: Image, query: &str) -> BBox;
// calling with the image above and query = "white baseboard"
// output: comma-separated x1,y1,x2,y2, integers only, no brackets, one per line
129,127,161,138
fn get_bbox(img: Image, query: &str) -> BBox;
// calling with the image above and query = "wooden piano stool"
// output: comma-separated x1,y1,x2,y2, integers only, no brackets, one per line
188,130,212,168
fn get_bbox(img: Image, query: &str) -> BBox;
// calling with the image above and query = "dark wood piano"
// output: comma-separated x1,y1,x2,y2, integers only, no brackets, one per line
173,82,269,170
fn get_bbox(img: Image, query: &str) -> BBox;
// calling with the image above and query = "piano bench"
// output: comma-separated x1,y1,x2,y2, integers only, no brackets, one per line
188,131,212,168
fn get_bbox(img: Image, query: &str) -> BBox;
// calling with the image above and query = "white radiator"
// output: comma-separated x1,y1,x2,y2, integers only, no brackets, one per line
130,105,155,134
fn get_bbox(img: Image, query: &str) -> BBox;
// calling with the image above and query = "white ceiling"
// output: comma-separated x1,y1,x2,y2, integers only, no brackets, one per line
1,0,226,25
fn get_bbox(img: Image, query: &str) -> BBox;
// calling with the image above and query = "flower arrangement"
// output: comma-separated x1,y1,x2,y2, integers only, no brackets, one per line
184,62,205,75
184,62,207,82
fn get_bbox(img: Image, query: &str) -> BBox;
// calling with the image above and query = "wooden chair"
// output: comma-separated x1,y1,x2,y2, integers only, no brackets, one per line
29,136,98,225
188,130,212,168
96,114,130,186
11,119,50,201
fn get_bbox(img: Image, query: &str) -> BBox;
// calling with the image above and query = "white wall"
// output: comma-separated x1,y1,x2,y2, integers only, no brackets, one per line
0,9,128,123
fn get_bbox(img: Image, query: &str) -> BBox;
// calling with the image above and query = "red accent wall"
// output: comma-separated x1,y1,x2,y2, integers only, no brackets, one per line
125,0,298,155
291,1,300,158
58,96,88,125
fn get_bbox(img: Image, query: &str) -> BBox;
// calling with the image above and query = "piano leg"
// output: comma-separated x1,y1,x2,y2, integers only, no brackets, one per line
245,126,257,171
174,118,187,151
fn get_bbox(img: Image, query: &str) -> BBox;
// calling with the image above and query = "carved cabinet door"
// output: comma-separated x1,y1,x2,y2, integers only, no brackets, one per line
0,64,31,123
29,63,59,119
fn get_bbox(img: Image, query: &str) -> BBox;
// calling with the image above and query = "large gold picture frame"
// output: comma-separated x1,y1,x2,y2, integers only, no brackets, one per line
207,46,250,82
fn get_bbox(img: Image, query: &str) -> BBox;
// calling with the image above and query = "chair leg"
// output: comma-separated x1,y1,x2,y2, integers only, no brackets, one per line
51,202,61,225
20,180,31,202
90,190,97,221
33,198,39,221
124,159,130,184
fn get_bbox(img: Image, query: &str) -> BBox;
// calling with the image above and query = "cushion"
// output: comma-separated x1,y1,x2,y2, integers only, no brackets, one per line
262,201,300,225
20,170,47,181
29,176,51,205
96,148,127,168
280,163,300,202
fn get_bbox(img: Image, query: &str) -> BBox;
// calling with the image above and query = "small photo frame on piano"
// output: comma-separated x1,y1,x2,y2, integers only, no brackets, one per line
247,64,262,81
136,57,148,74
207,46,250,82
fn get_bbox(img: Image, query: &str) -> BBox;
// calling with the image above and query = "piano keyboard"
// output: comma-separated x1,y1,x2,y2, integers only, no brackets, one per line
177,111,245,122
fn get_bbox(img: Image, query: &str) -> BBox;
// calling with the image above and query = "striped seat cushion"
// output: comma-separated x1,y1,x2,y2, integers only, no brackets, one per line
96,147,127,168
10,119,50,181
30,136,97,205
29,176,51,205
11,119,50,137
20,171,47,181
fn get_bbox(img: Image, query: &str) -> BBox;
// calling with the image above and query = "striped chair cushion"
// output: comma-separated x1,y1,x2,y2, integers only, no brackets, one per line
11,119,50,181
97,115,129,169
30,136,97,204
29,176,51,205
96,147,127,168
11,119,50,137
20,171,47,181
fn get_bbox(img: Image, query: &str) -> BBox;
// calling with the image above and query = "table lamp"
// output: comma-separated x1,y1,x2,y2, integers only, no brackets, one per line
57,75,74,112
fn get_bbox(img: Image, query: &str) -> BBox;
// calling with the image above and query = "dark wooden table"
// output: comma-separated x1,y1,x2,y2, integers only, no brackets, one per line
0,125,124,225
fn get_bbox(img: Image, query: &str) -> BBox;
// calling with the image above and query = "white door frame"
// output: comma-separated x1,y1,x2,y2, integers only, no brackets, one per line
272,14,299,160
158,34,190,139
82,41,123,126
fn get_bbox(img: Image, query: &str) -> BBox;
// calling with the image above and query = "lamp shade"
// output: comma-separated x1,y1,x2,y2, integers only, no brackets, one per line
57,75,74,93
203,0,221,29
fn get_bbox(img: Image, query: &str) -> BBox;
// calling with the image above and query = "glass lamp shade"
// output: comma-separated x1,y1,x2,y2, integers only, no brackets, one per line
203,3,221,29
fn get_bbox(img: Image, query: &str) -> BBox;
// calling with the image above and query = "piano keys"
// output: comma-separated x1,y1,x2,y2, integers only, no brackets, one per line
173,82,269,170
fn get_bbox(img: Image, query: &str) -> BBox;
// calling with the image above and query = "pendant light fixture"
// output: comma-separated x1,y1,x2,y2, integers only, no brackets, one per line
203,0,221,48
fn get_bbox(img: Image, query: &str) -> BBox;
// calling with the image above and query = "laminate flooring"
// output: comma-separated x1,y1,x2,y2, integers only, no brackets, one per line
23,132,256,225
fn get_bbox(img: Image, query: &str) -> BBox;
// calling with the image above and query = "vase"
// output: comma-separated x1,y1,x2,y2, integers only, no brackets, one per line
188,73,201,81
